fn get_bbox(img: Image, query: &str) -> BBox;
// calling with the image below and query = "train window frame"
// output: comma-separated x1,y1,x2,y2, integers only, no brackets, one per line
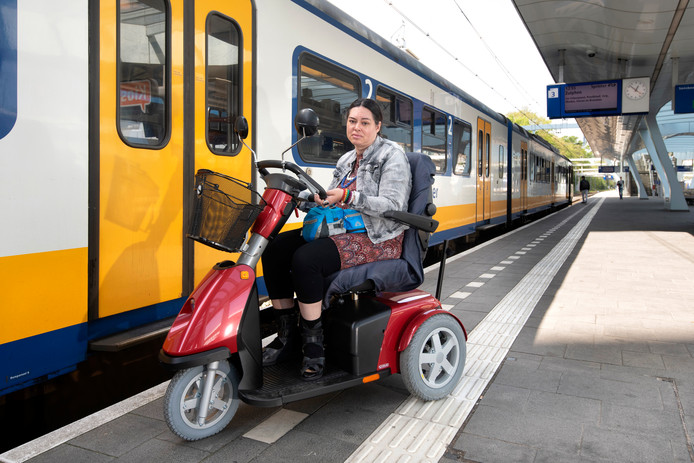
205,12,243,156
297,52,361,165
375,86,413,152
498,145,505,178
116,0,171,149
421,106,447,174
452,119,472,176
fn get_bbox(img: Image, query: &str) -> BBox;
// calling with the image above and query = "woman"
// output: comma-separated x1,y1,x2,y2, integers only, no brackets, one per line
261,98,412,380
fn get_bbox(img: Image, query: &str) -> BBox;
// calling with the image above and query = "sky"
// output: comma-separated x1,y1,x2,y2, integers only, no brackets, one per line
326,0,580,137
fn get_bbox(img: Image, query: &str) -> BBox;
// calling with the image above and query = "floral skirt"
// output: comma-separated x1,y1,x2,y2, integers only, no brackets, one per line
330,232,404,270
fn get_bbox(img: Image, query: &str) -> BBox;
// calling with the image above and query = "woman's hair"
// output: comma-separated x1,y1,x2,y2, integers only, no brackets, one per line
347,98,383,133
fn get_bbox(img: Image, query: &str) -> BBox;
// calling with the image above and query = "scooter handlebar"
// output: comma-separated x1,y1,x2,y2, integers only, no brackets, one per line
256,160,327,200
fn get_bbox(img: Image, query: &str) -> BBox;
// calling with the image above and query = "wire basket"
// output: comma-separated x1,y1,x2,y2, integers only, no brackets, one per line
187,169,265,253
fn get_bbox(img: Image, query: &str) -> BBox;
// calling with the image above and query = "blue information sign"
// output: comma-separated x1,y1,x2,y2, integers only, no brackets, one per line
674,85,694,114
548,80,622,119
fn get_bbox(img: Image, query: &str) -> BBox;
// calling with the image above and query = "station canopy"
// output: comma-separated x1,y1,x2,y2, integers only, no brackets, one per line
512,0,694,162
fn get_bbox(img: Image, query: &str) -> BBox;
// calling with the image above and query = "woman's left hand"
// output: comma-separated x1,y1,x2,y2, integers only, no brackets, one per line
314,189,344,207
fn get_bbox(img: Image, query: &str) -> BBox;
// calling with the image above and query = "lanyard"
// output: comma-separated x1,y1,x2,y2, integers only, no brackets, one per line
340,155,360,188
340,174,356,188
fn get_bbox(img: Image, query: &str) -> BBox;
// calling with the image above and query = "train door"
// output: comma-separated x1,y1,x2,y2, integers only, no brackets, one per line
96,0,253,320
190,1,254,287
476,118,491,223
520,141,528,211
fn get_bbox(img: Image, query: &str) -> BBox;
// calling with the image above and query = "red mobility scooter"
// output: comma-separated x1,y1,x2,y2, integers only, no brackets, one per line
159,109,467,441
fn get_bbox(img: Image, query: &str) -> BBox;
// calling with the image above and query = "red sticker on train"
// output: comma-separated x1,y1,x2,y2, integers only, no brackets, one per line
120,80,151,112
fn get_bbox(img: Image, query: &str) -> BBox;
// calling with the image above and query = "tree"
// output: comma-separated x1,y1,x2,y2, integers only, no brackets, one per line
507,108,592,159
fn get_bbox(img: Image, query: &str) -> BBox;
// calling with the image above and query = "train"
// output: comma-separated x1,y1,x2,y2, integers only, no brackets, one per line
0,0,572,396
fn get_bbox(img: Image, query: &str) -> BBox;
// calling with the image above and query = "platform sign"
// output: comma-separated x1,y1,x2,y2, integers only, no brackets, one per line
547,78,649,119
599,166,616,173
565,81,619,113
548,80,621,119
674,84,694,114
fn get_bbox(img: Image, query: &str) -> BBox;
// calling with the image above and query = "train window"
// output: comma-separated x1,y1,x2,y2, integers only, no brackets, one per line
498,145,505,178
422,107,447,173
0,0,16,140
528,153,537,182
206,14,242,155
478,129,483,177
452,120,471,175
117,0,169,147
485,133,491,177
298,54,360,165
375,87,413,152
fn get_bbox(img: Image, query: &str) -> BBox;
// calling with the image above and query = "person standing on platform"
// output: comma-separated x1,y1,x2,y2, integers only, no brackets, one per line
617,177,624,199
579,176,590,203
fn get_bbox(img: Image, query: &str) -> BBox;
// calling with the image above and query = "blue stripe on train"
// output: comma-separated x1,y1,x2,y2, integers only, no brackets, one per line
0,297,184,395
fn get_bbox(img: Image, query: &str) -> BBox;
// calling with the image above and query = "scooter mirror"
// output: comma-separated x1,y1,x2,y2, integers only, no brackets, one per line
234,116,249,140
295,108,319,137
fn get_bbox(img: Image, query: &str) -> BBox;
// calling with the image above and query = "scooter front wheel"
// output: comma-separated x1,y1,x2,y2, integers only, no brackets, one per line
164,360,240,441
400,314,466,401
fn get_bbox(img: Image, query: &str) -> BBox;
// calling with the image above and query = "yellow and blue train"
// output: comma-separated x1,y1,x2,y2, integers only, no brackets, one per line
0,0,572,396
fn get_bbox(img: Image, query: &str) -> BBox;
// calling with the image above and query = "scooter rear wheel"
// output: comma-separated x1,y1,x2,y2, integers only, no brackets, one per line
164,360,239,441
400,314,466,401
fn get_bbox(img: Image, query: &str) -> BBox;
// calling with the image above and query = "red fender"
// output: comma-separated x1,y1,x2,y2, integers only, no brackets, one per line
163,264,255,357
397,310,467,353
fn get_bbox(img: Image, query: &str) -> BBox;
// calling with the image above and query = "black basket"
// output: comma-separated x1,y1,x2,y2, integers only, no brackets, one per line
187,169,265,252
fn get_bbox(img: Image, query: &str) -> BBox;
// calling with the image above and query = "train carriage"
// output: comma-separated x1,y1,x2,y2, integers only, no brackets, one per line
0,0,571,396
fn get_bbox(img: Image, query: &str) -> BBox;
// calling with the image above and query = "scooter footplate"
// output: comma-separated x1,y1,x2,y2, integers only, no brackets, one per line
239,361,385,407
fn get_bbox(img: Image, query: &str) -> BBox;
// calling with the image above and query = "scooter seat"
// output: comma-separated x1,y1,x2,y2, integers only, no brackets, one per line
323,152,436,306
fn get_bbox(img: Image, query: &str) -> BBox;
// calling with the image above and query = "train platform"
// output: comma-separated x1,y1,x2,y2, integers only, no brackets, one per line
3,191,693,463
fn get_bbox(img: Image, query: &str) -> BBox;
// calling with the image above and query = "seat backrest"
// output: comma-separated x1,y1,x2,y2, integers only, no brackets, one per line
402,151,437,262
322,152,436,306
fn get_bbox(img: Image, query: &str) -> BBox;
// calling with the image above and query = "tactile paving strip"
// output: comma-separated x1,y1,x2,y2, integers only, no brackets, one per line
346,199,604,463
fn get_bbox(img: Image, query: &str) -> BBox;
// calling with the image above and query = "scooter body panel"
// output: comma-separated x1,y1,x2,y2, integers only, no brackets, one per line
374,290,465,374
239,290,463,408
252,189,294,238
162,263,255,358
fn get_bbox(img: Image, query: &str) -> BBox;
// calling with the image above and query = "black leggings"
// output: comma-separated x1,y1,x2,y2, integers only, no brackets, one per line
262,229,341,304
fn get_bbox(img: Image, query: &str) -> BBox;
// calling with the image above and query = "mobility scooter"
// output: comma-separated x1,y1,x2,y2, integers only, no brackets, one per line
159,109,467,441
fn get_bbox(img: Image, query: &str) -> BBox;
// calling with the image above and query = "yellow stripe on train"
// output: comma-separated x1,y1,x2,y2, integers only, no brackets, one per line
0,248,87,344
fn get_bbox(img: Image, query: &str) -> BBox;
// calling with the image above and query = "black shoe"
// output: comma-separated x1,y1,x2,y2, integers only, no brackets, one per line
262,309,299,366
300,318,325,381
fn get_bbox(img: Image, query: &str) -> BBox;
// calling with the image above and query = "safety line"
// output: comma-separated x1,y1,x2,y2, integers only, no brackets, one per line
0,382,170,463
345,198,605,462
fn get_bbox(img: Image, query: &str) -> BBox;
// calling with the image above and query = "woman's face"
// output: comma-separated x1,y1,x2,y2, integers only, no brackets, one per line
346,106,381,154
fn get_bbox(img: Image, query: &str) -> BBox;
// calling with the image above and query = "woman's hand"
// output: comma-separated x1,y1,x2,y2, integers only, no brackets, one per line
314,188,345,207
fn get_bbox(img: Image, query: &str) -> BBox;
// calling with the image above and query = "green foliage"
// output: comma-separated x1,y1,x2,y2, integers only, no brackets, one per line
507,108,592,159
576,176,609,191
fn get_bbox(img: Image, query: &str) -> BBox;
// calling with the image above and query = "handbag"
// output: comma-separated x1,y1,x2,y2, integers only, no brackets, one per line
302,207,365,242
343,208,366,233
